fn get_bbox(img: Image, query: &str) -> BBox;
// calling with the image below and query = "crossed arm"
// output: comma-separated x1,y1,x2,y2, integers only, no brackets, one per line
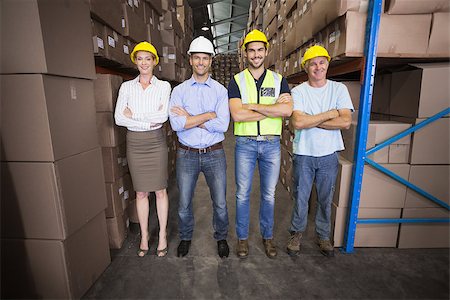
290,108,352,131
170,106,216,129
229,93,293,122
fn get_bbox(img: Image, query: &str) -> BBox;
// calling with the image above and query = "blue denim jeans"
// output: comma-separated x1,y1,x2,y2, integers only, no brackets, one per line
235,136,281,240
289,152,339,240
176,148,229,241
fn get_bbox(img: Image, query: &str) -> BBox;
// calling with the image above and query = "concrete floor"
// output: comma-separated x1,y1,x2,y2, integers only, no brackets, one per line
83,131,449,299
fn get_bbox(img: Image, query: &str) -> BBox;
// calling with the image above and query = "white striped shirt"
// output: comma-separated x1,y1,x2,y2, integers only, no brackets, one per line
114,75,171,131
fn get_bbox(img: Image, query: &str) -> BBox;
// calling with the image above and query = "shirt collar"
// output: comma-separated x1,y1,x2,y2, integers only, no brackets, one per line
189,75,212,87
133,75,157,86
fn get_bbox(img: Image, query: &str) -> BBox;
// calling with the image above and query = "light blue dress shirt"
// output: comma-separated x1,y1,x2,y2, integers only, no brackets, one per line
169,76,230,148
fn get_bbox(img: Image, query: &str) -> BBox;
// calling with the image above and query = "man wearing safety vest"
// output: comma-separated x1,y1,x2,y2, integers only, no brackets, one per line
286,45,353,257
228,29,293,259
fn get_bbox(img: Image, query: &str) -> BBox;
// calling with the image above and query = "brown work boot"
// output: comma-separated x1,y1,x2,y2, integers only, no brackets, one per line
262,239,277,258
286,231,302,256
236,239,249,258
317,238,335,257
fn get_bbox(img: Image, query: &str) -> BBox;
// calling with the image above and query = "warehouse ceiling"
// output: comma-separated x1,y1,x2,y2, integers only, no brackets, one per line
187,0,251,54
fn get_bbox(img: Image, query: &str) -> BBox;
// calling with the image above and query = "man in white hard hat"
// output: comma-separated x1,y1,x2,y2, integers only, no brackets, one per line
169,36,230,258
286,45,353,257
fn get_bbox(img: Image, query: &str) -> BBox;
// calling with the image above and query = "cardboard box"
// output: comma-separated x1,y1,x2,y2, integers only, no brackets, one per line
122,3,148,42
91,18,107,58
96,112,127,147
325,11,366,58
102,143,128,183
390,63,450,119
294,7,313,49
88,0,124,34
106,212,129,249
410,118,450,165
372,72,392,115
161,10,183,33
147,24,163,55
325,12,431,58
1,74,99,162
127,199,139,223
120,38,138,68
428,13,450,56
332,204,401,247
341,81,361,110
1,0,95,79
145,0,164,15
263,0,277,29
1,148,107,240
104,173,134,218
1,211,111,299
93,74,123,112
398,208,450,248
105,177,125,218
378,14,431,57
104,25,125,64
341,120,411,163
385,0,450,14
405,165,450,208
334,158,410,208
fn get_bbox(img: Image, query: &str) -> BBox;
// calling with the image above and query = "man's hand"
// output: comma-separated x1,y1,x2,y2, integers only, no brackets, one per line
276,94,292,104
171,106,191,117
123,107,133,118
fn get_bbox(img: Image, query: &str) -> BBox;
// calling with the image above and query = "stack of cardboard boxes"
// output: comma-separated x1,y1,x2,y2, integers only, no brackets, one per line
1,1,111,298
93,74,136,249
212,54,241,88
89,0,191,82
242,0,450,77
371,63,450,248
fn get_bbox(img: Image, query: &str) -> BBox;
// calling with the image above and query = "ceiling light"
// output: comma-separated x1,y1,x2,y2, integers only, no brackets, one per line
201,26,209,31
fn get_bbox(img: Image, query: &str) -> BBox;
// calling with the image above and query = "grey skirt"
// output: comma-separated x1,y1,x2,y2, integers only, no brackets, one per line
126,128,168,192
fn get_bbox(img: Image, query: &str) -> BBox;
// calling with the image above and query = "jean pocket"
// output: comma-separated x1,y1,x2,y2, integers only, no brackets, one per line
177,148,188,158
236,136,251,145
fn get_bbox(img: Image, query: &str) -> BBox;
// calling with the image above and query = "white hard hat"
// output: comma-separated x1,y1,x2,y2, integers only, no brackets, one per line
187,36,215,57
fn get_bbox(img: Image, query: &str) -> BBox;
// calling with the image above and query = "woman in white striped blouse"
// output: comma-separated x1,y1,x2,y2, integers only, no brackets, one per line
115,42,171,257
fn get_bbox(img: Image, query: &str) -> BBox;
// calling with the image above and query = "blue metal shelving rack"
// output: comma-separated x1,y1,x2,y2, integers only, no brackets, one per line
341,0,450,253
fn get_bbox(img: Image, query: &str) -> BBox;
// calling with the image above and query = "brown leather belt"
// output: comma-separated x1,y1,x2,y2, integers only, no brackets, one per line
178,142,223,153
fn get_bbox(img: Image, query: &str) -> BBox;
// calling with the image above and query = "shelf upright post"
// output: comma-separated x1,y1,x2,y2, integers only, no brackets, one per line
341,0,383,253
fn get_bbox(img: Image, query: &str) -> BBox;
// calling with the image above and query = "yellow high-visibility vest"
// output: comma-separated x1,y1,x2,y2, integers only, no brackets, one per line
234,69,283,136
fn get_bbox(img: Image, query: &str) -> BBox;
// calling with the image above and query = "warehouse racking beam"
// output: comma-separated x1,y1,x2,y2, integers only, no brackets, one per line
341,0,383,254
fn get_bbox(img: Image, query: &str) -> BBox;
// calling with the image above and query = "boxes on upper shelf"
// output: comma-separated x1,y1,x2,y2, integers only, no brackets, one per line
1,74,99,162
88,0,124,34
385,0,450,14
1,0,95,79
389,63,450,119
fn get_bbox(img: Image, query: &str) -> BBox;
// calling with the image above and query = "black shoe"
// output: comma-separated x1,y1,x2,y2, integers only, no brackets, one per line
217,240,229,258
177,240,191,257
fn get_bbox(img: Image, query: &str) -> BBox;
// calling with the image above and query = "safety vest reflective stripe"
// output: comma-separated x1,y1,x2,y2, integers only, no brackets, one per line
234,69,283,136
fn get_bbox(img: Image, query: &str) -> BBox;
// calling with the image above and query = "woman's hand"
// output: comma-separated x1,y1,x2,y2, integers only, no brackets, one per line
123,107,133,118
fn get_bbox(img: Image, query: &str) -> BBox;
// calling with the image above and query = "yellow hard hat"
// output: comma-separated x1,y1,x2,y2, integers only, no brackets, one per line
242,29,269,49
301,45,331,68
130,41,159,65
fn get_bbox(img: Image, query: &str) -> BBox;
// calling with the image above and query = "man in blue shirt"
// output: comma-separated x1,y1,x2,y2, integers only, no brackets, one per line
287,45,353,257
169,36,230,258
